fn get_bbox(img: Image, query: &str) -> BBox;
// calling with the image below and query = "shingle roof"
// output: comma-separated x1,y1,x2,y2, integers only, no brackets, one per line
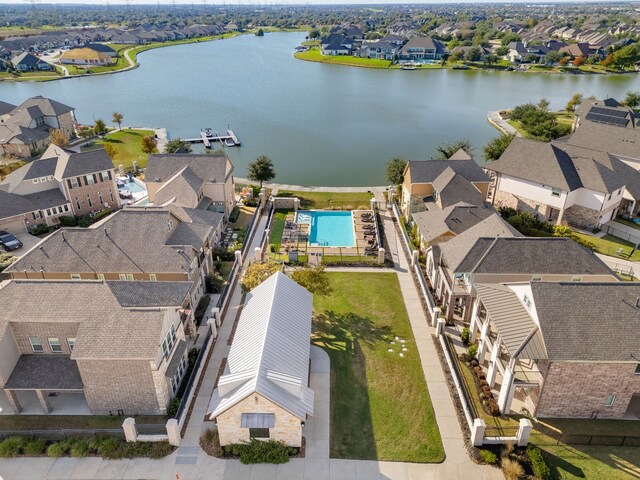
146,154,232,184
407,159,489,185
208,272,314,421
60,148,113,178
0,101,16,116
22,188,69,210
0,189,37,219
456,237,614,275
12,96,74,117
412,203,495,243
558,120,640,161
4,355,83,390
154,166,204,207
435,170,484,208
107,281,191,307
531,282,640,362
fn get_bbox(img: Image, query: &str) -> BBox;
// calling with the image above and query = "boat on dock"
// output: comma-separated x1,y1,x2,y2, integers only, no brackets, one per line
184,128,241,148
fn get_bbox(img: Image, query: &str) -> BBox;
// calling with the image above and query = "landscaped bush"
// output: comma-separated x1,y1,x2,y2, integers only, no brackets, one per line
552,225,572,237
70,439,90,457
0,253,16,272
23,438,46,456
229,206,241,223
467,344,478,358
194,294,211,326
46,442,66,458
461,327,471,346
167,397,181,417
78,215,92,228
30,223,49,235
244,198,258,207
205,272,225,294
0,437,25,457
91,208,113,223
58,215,78,227
210,247,236,261
501,457,524,480
97,436,123,459
200,428,222,457
225,438,296,464
478,448,499,465
527,445,552,480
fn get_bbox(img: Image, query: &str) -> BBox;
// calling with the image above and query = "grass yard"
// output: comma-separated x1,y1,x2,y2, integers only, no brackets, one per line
0,415,165,430
540,445,640,480
571,231,640,261
231,205,257,230
507,111,575,139
277,190,373,210
269,210,288,246
81,129,154,170
313,273,444,463
295,49,392,69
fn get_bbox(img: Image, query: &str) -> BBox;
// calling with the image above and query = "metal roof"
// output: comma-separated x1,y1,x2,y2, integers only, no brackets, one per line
208,272,314,421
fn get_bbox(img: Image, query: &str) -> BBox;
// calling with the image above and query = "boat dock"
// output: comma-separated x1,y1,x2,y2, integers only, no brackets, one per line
185,128,241,148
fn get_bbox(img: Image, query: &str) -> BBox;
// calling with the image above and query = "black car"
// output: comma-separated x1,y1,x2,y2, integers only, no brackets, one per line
0,231,23,251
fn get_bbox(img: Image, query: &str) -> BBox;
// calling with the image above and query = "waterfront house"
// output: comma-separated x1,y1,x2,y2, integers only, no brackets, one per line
398,36,446,61
357,40,401,60
80,43,118,57
0,279,193,415
470,281,640,419
320,34,355,55
559,42,592,59
208,272,314,447
10,52,52,72
59,47,113,66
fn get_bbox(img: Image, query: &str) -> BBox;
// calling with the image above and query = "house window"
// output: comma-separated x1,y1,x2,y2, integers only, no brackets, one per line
551,187,562,197
604,394,616,407
33,211,41,220
67,338,76,352
87,195,93,208
48,338,62,353
46,209,52,217
101,171,110,182
39,177,47,183
33,178,40,184
97,274,105,281
64,205,69,212
149,274,157,282
76,197,81,210
70,274,81,280
109,189,114,202
85,175,95,185
249,428,270,439
29,337,43,353
70,178,78,188
119,274,127,280
162,324,177,359
98,192,104,204
126,274,134,281
167,220,173,232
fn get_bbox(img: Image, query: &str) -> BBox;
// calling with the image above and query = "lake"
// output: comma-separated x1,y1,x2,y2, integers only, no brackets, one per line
1,32,638,186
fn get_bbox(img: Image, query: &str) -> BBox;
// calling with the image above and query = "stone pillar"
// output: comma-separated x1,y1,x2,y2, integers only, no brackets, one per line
122,417,138,443
293,198,300,212
207,317,218,339
35,390,51,414
435,318,446,338
132,161,138,173
470,418,486,447
4,390,22,414
254,246,261,261
259,192,266,209
411,250,419,268
469,300,480,341
476,321,490,363
486,336,501,388
498,361,516,414
370,197,377,212
211,307,221,327
234,250,242,263
431,307,442,327
377,248,385,264
166,418,181,447
118,164,124,176
556,208,565,226
517,419,533,447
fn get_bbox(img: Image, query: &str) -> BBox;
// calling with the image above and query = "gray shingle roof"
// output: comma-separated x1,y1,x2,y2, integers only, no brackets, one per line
407,159,489,185
531,282,640,362
22,188,68,211
558,120,640,161
146,154,232,184
166,222,212,250
61,149,113,178
12,96,74,117
413,203,496,243
154,166,204,207
0,101,16,116
0,189,37,219
435,170,484,208
4,355,83,390
107,281,191,307
23,157,57,180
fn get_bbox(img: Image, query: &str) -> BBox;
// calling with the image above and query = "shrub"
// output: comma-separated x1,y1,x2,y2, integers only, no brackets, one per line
205,272,225,294
30,223,49,235
501,457,524,480
479,379,489,388
467,344,478,358
148,441,174,459
167,397,182,418
23,438,46,456
244,198,258,207
552,224,572,237
499,206,517,219
528,445,551,480
194,294,211,326
210,247,235,261
226,438,296,464
507,214,523,229
0,253,16,272
188,347,199,364
200,428,222,457
91,208,113,223
470,359,479,367
461,327,471,345
229,206,241,223
481,385,492,396
488,399,501,416
78,215,92,228
0,437,26,457
97,436,123,459
478,448,499,465
58,215,78,226
46,442,66,458
70,439,90,457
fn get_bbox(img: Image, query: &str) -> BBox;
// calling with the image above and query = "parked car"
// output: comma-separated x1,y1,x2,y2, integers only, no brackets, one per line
0,231,23,251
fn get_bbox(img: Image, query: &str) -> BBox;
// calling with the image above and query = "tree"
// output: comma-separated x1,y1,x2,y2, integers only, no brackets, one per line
103,143,117,160
255,28,264,37
566,92,583,113
544,51,562,64
464,46,482,62
612,43,640,69
164,138,192,154
483,54,499,66
386,156,407,185
623,91,640,110
559,56,570,66
49,129,70,148
448,50,463,63
572,55,585,67
290,265,332,297
601,53,614,68
435,140,473,159
112,112,123,130
247,155,275,187
309,29,320,39
501,32,521,46
240,261,281,293
538,98,550,112
78,125,94,145
496,46,509,57
141,135,157,154
483,133,515,161
94,119,108,137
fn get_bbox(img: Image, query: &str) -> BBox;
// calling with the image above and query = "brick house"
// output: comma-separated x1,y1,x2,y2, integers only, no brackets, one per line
0,96,77,158
5,207,224,325
470,282,640,419
0,144,120,233
146,153,235,222
208,272,314,447
0,280,193,415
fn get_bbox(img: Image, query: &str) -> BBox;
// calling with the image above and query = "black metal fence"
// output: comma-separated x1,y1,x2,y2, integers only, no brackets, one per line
443,336,478,420
0,428,125,441
532,432,640,447
136,423,167,436
174,327,212,425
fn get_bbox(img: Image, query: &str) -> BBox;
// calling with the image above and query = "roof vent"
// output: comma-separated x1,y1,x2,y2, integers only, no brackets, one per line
636,297,640,309
61,231,65,242
104,227,108,236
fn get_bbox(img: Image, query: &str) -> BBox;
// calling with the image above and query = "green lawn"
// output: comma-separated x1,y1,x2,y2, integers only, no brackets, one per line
313,273,444,462
295,49,392,69
269,210,288,245
277,190,373,210
541,445,640,480
0,415,165,430
81,129,154,171
571,231,640,261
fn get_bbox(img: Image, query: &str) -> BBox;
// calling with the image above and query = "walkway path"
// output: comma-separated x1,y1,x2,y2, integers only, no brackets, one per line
235,177,388,195
487,110,520,137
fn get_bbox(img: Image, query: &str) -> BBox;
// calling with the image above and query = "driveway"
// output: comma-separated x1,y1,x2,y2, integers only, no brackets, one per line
4,231,46,260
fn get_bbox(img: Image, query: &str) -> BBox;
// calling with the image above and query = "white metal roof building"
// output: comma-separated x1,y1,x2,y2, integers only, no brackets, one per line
207,272,314,444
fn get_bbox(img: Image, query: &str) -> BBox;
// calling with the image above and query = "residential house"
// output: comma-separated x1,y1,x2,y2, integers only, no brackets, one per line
320,34,354,56
146,153,236,221
559,42,592,59
389,21,418,37
10,52,51,72
470,282,640,419
0,279,193,415
59,48,113,66
0,96,77,158
331,24,364,41
398,36,446,61
81,43,118,57
0,144,120,232
486,136,640,227
356,40,401,60
5,207,223,322
207,272,314,447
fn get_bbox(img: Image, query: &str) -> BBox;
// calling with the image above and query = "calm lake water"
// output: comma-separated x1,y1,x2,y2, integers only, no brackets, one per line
1,32,639,186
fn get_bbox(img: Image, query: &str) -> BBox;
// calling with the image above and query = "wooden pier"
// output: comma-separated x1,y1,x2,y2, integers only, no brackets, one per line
185,129,241,148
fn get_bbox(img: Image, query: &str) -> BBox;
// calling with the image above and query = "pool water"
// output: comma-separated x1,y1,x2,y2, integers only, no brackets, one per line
296,210,355,247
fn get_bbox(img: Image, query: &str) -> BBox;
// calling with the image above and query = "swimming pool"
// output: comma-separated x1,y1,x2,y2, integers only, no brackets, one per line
296,210,355,247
